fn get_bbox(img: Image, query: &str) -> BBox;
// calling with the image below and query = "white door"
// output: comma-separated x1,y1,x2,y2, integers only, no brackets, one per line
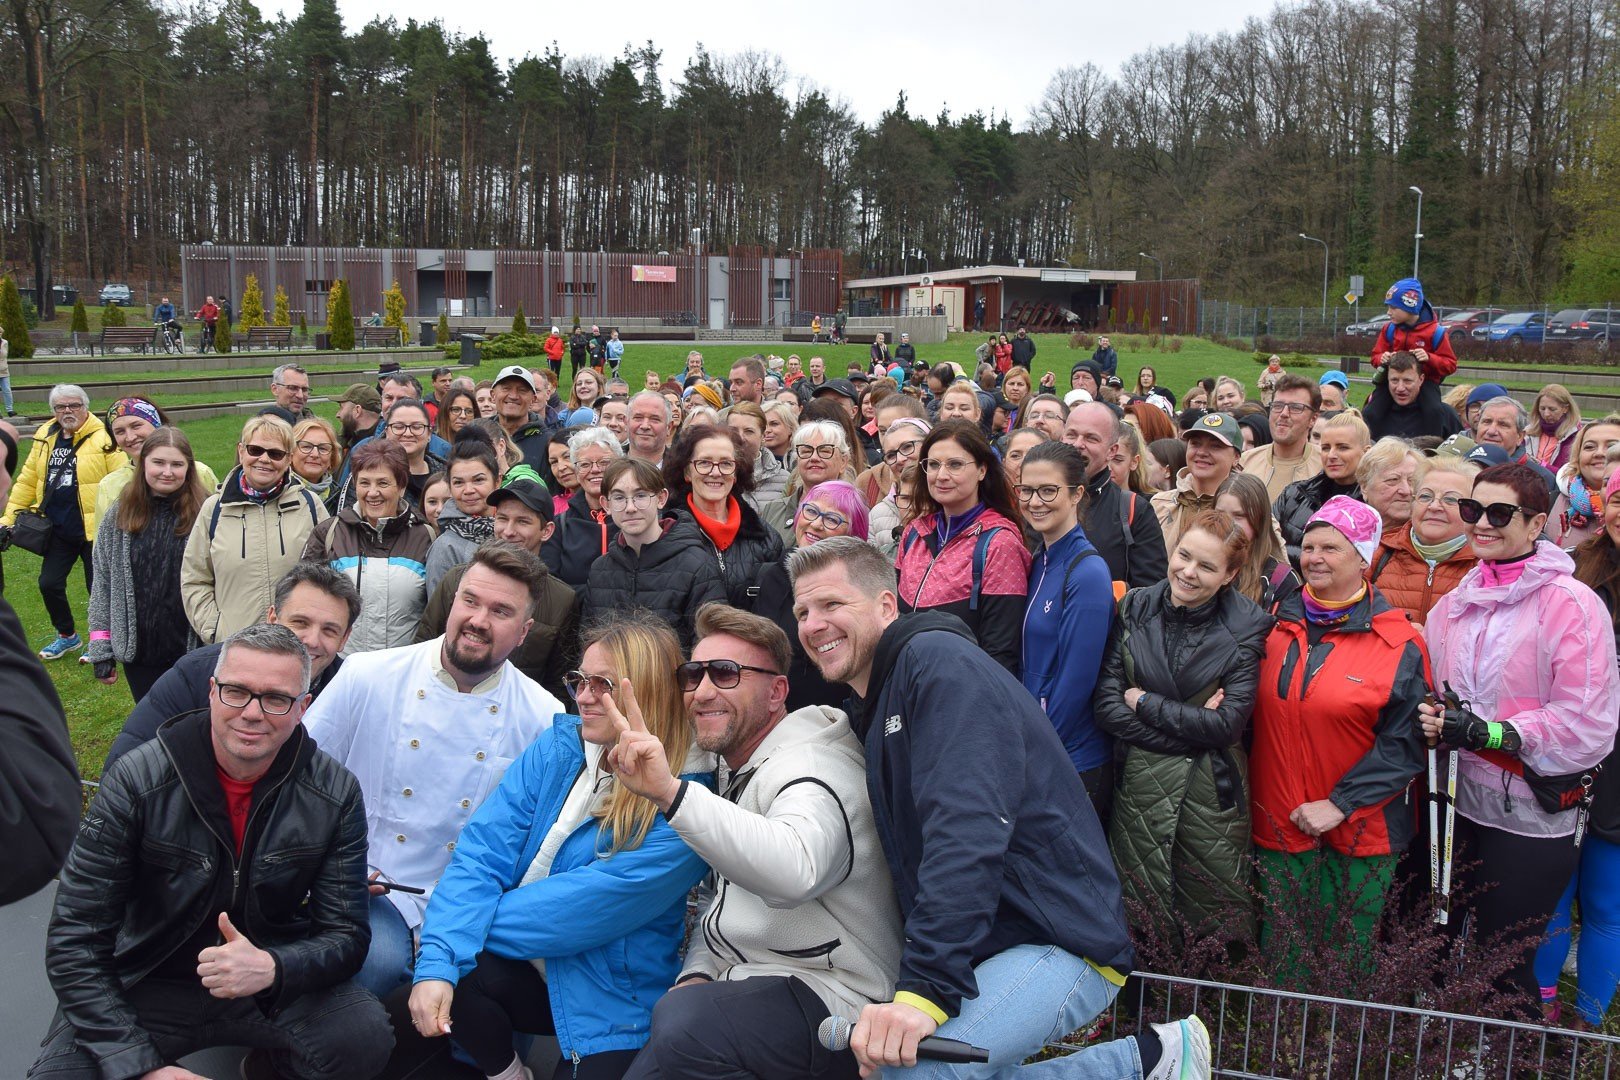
709,298,727,330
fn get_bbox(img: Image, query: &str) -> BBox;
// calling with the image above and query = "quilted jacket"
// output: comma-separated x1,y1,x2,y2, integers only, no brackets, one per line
1093,581,1273,938
579,514,728,649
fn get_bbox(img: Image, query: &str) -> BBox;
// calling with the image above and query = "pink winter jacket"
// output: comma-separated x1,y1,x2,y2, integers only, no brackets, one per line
1424,542,1620,837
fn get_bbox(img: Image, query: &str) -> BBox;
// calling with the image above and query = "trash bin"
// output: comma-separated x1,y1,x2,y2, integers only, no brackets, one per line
315,332,331,351
420,321,437,346
459,334,483,365
1339,356,1360,374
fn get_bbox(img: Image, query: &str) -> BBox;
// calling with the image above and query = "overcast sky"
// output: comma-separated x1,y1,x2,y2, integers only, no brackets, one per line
261,0,1285,124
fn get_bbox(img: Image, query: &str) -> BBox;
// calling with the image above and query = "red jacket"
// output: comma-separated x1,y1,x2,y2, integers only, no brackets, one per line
992,342,1013,374
544,334,565,362
1250,588,1431,857
1370,316,1457,383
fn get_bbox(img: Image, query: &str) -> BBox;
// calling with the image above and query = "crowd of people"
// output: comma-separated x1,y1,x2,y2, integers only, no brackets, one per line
5,273,1620,1080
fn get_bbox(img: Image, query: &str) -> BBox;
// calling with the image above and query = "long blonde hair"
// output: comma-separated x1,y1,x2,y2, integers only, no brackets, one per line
583,614,694,855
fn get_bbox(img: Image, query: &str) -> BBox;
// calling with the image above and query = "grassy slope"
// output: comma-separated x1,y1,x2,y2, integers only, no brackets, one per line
14,332,1281,776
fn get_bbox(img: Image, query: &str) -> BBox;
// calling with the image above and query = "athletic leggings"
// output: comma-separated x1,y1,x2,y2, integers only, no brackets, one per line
451,952,639,1080
1535,834,1620,1024
1450,816,1580,1006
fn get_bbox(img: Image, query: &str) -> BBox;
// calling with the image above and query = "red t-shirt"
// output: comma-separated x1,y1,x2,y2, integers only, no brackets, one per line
215,766,255,855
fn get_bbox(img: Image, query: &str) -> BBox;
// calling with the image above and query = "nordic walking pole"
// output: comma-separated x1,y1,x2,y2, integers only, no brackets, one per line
1435,683,1463,927
1425,691,1446,924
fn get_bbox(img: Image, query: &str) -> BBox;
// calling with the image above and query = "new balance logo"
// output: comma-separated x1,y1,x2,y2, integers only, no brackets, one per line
884,715,904,736
1044,600,1054,614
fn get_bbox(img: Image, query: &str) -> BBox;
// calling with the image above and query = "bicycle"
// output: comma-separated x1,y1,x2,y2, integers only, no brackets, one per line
156,320,186,354
198,320,216,353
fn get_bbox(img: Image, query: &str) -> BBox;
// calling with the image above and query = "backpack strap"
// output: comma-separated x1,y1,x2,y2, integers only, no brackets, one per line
1115,490,1138,591
1059,546,1103,611
1369,546,1395,584
1430,322,1447,352
968,526,1004,612
207,499,223,540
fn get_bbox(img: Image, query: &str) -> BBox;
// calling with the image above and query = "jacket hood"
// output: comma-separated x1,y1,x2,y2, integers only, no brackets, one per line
611,512,705,567
848,610,976,737
1448,540,1576,612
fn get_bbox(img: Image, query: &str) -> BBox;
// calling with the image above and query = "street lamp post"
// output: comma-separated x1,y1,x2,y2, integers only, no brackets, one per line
1138,251,1163,280
1409,186,1424,279
1299,233,1328,321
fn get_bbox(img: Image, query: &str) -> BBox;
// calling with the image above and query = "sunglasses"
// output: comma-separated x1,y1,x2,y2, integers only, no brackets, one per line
1457,498,1538,528
562,670,618,699
241,443,289,462
675,659,779,692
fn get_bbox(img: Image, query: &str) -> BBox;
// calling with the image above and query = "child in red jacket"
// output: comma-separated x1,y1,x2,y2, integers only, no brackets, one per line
1370,277,1456,383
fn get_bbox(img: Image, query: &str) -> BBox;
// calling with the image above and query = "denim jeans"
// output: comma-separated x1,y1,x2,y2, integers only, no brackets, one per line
355,892,416,999
0,375,12,413
885,945,1142,1079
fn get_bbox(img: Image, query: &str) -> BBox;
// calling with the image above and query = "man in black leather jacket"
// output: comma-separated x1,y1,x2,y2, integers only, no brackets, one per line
32,624,391,1080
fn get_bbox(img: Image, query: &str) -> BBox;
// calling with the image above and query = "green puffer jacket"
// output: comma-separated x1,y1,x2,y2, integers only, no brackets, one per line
1093,580,1274,941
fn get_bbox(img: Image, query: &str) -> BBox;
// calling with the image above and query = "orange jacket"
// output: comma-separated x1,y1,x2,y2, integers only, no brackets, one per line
1366,523,1476,627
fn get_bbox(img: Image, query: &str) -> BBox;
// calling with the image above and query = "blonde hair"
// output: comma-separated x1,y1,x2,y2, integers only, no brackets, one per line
1320,409,1371,446
583,615,694,855
1442,383,1475,415
1534,384,1581,443
291,417,342,475
239,414,294,451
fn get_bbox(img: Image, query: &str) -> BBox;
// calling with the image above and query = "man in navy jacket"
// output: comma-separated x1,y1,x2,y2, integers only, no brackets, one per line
787,537,1210,1079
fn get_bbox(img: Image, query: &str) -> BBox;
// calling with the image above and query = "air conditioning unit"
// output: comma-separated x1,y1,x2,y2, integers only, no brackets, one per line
919,275,933,287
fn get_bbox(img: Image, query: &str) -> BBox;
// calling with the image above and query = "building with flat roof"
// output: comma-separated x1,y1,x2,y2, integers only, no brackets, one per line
845,264,1198,335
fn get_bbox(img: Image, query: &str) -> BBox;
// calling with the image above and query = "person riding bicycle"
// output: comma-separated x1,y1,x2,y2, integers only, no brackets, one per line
152,297,176,326
194,296,220,350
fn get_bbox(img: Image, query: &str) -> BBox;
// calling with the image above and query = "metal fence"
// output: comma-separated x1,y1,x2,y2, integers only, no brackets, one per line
1045,972,1620,1078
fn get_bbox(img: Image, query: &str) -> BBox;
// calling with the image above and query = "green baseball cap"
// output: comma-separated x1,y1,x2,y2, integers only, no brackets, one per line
1186,411,1242,450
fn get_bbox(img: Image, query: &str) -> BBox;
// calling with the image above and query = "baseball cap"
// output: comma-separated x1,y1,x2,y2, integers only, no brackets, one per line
1464,443,1512,468
494,365,537,391
1104,375,1124,390
849,371,872,384
487,479,556,522
1466,383,1509,409
813,378,860,403
337,382,382,411
1319,370,1350,390
1064,389,1094,406
1185,411,1242,450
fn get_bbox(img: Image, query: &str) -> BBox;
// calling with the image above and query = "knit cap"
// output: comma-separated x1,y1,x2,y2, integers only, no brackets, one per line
1383,278,1426,316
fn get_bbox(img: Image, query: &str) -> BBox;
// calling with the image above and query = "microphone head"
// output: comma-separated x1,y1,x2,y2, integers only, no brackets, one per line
817,1014,852,1052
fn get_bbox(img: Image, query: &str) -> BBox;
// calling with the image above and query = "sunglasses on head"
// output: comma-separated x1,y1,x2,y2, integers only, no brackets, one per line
1456,498,1537,528
675,659,779,692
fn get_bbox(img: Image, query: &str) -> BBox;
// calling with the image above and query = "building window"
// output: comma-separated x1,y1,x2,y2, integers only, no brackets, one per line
555,281,598,296
772,278,792,301
304,279,331,294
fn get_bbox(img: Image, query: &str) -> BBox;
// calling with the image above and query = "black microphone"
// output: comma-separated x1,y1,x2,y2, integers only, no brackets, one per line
817,1014,991,1064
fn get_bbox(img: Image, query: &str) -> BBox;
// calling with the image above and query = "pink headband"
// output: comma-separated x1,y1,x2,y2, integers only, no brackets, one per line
884,417,931,439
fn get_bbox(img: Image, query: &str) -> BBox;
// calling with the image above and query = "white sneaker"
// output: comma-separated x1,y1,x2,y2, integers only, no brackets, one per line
1144,1014,1212,1080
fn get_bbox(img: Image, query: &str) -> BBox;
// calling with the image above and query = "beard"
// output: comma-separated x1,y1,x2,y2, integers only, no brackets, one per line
445,626,500,678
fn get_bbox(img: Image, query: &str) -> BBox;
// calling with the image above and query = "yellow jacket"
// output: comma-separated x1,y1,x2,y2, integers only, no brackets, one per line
3,414,128,537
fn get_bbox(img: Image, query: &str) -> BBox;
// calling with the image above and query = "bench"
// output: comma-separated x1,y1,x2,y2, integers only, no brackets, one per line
358,325,403,348
95,326,157,355
244,326,294,350
454,325,488,341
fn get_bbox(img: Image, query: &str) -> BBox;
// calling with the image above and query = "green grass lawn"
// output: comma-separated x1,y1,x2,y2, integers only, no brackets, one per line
12,331,1285,776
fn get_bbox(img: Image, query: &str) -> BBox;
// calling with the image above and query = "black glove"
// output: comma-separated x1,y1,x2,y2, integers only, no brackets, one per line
1441,698,1522,753
0,526,12,553
92,659,116,681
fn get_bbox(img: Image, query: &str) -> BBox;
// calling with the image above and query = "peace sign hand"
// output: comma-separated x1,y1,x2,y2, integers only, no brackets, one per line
604,679,682,811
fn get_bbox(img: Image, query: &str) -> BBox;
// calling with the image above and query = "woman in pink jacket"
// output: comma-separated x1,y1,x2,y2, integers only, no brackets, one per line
1421,462,1620,1011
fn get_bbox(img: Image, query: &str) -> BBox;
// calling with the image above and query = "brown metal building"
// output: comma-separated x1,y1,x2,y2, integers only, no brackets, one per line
179,245,843,329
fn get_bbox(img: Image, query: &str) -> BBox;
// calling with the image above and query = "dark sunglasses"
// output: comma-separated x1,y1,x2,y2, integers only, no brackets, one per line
675,659,779,692
1457,498,1538,528
241,443,289,462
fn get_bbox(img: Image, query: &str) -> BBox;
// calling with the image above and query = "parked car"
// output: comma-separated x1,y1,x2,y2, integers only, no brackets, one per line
1441,307,1508,335
1345,314,1393,337
1547,308,1620,345
98,283,133,305
1472,311,1547,346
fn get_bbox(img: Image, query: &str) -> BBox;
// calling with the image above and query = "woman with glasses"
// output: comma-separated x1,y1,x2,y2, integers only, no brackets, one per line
411,615,710,1080
1421,463,1620,1009
2,384,129,659
181,414,327,643
1215,472,1300,615
1096,507,1273,942
580,458,726,649
761,419,856,542
434,387,480,443
335,399,445,515
301,438,434,655
88,428,210,701
425,429,503,596
542,428,624,590
1274,410,1371,567
1016,442,1118,813
1366,455,1479,626
897,419,1032,675
755,480,873,711
1552,416,1620,549
288,417,342,505
663,424,783,613
865,417,930,557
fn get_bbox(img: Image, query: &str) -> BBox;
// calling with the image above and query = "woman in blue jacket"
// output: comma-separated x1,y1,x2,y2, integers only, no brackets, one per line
1018,441,1118,819
409,614,710,1080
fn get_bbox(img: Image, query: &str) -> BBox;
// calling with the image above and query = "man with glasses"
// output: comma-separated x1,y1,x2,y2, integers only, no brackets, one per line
32,623,393,1080
303,541,564,1001
1239,373,1324,503
611,604,902,1080
1,384,127,660
270,363,316,421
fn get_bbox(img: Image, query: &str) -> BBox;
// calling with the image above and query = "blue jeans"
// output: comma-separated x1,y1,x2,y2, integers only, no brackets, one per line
355,893,416,999
1535,834,1620,1023
0,375,12,413
885,945,1142,1079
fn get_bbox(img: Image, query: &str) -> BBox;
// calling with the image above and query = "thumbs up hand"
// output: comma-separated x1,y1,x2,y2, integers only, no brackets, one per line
197,912,277,998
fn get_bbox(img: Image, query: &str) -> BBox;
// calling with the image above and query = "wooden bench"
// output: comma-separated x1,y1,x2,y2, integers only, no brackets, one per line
358,325,403,348
244,326,294,350
455,326,488,341
95,327,157,355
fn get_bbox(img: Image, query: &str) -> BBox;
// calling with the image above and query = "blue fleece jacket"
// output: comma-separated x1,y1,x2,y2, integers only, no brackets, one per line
1021,523,1115,771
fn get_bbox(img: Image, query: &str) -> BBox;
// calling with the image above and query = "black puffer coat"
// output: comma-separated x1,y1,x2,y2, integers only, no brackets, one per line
672,498,785,613
580,514,728,648
1093,581,1274,938
542,488,619,590
1273,472,1361,568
